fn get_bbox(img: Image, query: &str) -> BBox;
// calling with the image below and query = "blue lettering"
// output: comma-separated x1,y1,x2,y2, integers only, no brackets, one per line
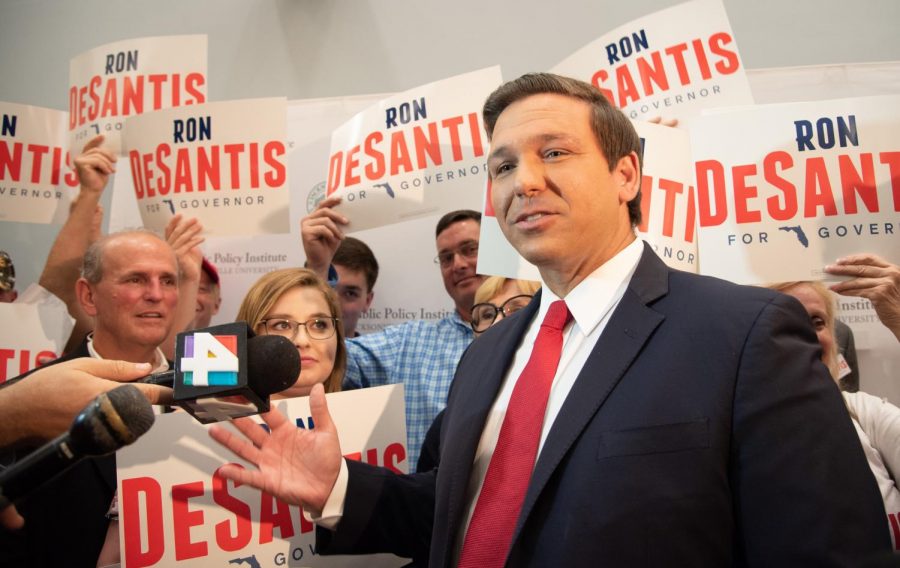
1,114,16,137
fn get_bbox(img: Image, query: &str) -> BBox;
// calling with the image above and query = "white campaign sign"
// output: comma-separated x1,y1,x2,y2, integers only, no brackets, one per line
691,94,900,285
0,295,74,383
476,120,698,279
68,35,208,155
0,102,80,224
327,66,502,232
117,385,409,567
551,0,753,127
123,98,289,236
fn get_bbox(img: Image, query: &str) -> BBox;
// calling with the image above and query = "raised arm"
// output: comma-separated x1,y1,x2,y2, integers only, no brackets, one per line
161,214,205,360
300,196,348,280
826,253,900,342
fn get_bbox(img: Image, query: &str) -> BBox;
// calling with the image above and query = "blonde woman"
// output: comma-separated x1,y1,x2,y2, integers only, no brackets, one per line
237,268,345,398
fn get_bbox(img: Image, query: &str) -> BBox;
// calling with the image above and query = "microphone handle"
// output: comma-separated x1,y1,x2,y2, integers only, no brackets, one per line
138,370,175,388
0,433,81,509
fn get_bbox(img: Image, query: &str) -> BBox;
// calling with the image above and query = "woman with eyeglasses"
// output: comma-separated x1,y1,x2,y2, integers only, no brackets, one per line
469,276,541,335
237,268,346,399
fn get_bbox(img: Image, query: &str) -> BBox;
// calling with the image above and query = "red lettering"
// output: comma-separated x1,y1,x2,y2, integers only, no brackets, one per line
413,122,443,169
185,73,206,104
100,77,117,119
121,477,165,568
879,151,900,211
88,76,103,121
148,74,167,110
0,141,23,181
732,164,761,223
26,144,48,184
222,143,244,189
441,116,464,161
390,131,413,175
248,142,260,188
326,151,343,195
636,51,670,96
804,157,838,217
657,178,685,236
68,87,78,129
691,38,712,80
129,151,145,199
590,69,617,105
763,151,797,221
664,43,691,85
839,153,877,214
0,349,14,383
685,186,696,243
258,492,294,544
709,32,740,74
122,75,143,115
695,159,727,227
468,112,484,158
364,132,385,180
174,148,194,193
384,442,406,474
172,481,207,561
344,144,362,187
155,144,172,196
263,141,286,187
197,146,219,191
142,152,156,197
615,65,641,106
212,466,253,552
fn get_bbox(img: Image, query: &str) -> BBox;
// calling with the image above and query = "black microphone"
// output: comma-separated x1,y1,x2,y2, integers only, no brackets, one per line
139,334,299,396
0,384,154,509
158,323,300,424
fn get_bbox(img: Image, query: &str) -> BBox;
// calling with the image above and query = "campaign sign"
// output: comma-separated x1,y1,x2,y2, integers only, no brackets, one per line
551,0,753,126
691,95,900,285
117,385,409,568
69,35,207,155
0,296,74,383
123,98,290,236
327,66,502,232
476,120,698,279
0,102,79,224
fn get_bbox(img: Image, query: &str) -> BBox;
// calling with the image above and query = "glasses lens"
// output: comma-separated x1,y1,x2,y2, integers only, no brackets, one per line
305,318,336,340
264,319,297,339
461,242,479,258
471,304,498,332
501,295,533,316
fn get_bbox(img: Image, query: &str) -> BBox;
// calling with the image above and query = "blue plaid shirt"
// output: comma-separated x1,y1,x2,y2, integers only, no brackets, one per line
344,311,474,469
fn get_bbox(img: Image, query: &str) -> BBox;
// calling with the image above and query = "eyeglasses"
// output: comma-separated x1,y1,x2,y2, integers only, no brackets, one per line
434,241,479,268
470,295,533,333
259,317,339,341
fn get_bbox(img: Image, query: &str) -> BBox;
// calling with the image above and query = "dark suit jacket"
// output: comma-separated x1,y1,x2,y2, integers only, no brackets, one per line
320,245,890,566
0,340,164,568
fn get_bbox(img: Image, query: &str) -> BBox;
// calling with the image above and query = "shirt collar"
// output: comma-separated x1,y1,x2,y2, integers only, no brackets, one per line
538,238,644,335
86,332,170,373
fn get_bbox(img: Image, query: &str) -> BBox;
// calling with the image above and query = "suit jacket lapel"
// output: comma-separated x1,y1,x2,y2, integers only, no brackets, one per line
513,244,669,541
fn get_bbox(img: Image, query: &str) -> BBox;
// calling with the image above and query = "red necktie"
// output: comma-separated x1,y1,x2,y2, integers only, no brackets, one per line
458,300,572,568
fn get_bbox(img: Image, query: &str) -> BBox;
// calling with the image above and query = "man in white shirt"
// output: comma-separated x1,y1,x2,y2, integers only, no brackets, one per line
210,73,890,566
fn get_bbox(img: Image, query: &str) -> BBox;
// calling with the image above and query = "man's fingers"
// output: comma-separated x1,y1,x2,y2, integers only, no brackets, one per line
132,383,174,406
834,253,891,268
215,463,267,492
308,383,336,435
0,505,24,531
65,358,153,382
81,135,105,153
209,424,263,465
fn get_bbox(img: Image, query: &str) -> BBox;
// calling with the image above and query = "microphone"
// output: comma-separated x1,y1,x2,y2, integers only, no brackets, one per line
163,323,300,424
0,384,154,509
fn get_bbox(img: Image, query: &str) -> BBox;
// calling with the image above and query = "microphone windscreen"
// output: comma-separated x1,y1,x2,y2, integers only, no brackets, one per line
69,385,156,456
246,335,301,397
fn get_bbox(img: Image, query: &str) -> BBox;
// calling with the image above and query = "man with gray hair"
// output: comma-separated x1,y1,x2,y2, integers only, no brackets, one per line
1,229,181,567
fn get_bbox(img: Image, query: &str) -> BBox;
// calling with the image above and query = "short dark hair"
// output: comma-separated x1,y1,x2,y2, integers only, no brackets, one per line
435,209,482,239
333,237,379,292
482,73,643,227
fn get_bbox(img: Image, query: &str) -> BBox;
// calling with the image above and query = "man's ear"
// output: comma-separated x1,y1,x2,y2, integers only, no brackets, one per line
76,278,98,317
614,151,640,204
364,291,375,311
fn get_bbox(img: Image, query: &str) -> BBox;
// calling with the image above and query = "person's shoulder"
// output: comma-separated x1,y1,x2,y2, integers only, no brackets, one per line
662,268,783,310
844,390,896,414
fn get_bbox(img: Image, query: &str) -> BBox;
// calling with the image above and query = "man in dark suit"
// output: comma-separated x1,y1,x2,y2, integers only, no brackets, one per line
0,229,181,567
211,73,890,566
